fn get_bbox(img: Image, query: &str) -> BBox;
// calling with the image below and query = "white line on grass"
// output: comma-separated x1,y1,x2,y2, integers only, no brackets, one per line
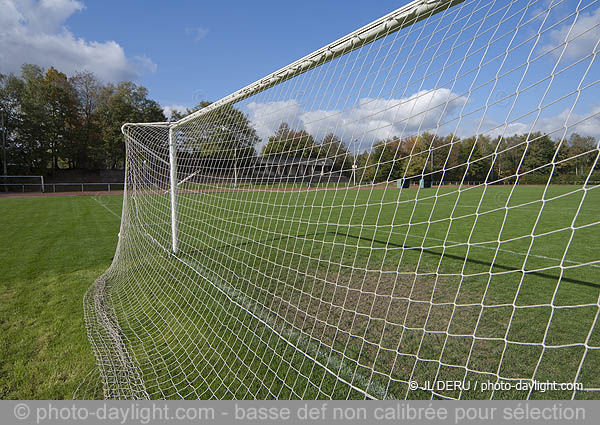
91,196,121,220
179,256,388,399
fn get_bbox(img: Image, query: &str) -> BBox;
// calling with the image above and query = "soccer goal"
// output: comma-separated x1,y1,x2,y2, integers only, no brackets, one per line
85,0,600,400
0,175,44,193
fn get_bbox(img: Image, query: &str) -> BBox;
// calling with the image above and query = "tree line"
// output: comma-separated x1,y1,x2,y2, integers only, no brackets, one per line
0,64,165,175
2,64,597,185
359,131,599,184
173,103,598,185
123,98,600,185
259,123,598,185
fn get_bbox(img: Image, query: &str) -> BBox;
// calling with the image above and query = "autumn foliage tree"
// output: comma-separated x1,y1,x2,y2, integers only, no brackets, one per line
0,64,166,174
261,123,319,158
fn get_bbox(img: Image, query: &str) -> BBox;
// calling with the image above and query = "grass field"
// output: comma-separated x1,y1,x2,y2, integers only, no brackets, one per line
2,184,599,399
0,194,121,399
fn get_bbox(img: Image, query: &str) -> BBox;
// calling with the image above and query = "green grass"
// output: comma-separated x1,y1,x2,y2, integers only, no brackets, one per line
1,185,599,399
0,194,122,399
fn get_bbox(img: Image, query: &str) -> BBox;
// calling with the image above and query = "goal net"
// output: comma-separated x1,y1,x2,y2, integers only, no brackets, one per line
85,0,600,400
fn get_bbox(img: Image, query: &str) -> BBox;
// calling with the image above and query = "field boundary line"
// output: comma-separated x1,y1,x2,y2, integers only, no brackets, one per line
91,196,121,220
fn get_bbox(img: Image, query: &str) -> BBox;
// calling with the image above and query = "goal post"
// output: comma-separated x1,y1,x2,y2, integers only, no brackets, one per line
168,126,179,254
89,0,600,400
167,0,466,255
0,175,44,193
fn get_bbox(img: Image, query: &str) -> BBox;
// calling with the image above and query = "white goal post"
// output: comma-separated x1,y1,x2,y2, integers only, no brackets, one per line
85,0,600,400
160,0,467,256
0,175,44,192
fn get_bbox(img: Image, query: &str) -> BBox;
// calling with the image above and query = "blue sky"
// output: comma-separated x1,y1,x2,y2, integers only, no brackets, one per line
227,0,600,148
0,0,404,113
1,0,599,147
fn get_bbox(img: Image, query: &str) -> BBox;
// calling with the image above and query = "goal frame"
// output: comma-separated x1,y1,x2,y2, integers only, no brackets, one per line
0,175,45,193
122,0,466,255
106,0,600,400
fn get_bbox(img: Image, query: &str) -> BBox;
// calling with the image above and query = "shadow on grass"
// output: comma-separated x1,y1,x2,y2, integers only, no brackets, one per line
330,230,600,290
185,226,599,290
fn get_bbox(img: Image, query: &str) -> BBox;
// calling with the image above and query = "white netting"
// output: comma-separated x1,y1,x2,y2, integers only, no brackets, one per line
85,0,600,399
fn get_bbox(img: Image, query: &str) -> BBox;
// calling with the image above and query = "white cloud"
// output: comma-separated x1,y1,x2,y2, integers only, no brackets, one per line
541,6,600,60
185,27,209,43
481,121,532,139
0,0,156,81
246,88,600,152
540,106,600,140
474,107,600,141
162,104,188,120
132,55,157,74
246,88,468,150
246,99,303,141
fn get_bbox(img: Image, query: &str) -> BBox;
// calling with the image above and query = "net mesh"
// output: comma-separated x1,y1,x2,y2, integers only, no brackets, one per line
85,0,600,399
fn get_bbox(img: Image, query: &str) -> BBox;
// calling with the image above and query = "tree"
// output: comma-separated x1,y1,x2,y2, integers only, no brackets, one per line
369,140,397,183
183,101,259,160
0,73,24,175
319,133,353,175
169,107,189,122
361,137,408,183
17,64,49,173
401,136,429,179
429,133,457,182
355,150,371,184
71,71,104,169
3,61,594,186
568,133,597,176
458,135,492,182
261,123,318,158
522,132,555,175
1,64,173,174
43,67,79,169
97,81,166,169
496,134,527,179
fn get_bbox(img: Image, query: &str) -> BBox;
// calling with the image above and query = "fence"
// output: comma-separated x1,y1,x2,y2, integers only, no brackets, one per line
1,180,597,194
0,182,125,193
